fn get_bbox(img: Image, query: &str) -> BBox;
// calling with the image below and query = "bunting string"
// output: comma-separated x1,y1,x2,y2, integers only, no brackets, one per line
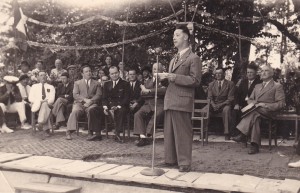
26,10,183,28
27,27,171,50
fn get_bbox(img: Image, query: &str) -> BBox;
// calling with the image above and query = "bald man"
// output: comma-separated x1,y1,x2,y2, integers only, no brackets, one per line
50,59,67,83
133,63,166,147
233,65,285,154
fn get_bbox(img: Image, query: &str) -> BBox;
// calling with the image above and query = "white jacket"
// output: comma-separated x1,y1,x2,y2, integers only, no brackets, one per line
29,83,55,112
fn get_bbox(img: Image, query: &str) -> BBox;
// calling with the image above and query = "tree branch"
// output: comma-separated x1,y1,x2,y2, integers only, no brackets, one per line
267,19,300,48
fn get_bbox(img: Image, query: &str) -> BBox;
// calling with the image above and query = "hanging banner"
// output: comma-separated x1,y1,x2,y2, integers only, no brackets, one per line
26,10,183,28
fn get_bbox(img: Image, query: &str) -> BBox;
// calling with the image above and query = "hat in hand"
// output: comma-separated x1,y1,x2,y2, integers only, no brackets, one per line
3,76,19,83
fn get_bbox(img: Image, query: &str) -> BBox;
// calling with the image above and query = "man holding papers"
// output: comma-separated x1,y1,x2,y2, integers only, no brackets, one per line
232,65,285,154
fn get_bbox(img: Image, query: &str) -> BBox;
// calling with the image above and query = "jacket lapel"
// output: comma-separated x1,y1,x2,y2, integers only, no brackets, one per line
169,58,175,73
171,49,191,72
257,80,274,99
80,79,87,95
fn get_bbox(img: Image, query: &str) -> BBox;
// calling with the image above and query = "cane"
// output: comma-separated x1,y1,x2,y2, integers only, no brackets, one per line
140,48,165,176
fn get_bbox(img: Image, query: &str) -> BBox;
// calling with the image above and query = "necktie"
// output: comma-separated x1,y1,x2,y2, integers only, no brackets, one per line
24,85,28,98
248,81,252,89
172,54,180,71
218,81,222,92
113,81,116,88
86,80,89,91
131,82,134,91
42,83,46,100
261,82,266,90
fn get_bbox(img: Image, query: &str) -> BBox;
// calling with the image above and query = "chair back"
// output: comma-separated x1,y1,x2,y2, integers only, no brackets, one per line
192,99,210,119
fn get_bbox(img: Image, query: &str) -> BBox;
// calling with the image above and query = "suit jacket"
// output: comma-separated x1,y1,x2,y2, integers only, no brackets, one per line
102,79,130,108
141,78,166,106
56,82,74,103
73,79,101,104
0,84,22,105
248,80,285,112
208,79,235,105
29,83,55,112
235,77,262,108
164,49,201,112
129,81,142,103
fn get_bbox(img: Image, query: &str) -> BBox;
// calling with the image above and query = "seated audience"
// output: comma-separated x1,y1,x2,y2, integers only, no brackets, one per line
0,76,31,133
128,68,142,114
67,65,79,82
207,67,235,140
118,62,128,81
17,74,32,125
50,59,67,84
66,65,102,141
141,66,151,84
102,66,130,143
18,61,33,85
232,65,285,154
52,72,73,129
102,55,114,76
29,71,55,137
31,60,50,83
134,63,166,147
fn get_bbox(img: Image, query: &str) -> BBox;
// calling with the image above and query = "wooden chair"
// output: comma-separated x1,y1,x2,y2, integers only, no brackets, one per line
104,111,130,142
192,99,210,146
260,115,277,150
76,114,88,136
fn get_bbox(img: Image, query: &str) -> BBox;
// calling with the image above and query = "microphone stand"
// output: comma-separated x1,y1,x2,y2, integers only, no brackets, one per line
140,52,165,176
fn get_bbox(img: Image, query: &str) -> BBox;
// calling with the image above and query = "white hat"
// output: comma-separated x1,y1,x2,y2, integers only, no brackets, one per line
3,76,19,83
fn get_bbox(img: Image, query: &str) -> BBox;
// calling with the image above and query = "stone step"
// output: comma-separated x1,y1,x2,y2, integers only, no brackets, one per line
14,182,81,193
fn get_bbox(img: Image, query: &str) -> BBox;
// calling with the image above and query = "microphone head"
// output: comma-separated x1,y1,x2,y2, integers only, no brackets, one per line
155,47,162,54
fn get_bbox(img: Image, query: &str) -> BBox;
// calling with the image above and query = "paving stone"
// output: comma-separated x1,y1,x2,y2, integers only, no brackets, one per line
0,153,31,163
278,179,300,193
53,160,105,173
240,174,263,189
14,182,81,193
255,178,284,193
0,171,14,193
99,165,133,175
84,164,119,175
175,172,203,183
3,156,61,168
115,166,147,177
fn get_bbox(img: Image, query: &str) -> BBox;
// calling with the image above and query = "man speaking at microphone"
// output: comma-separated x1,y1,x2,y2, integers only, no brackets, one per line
162,25,201,172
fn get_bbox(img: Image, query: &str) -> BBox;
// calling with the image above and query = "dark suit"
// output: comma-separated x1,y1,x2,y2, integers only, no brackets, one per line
67,79,102,132
129,81,142,113
235,77,262,108
207,79,235,134
134,78,166,136
164,49,201,167
52,82,74,124
102,79,130,134
237,80,285,144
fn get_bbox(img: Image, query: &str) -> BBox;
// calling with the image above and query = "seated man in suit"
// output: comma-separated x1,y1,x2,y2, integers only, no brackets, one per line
66,65,102,141
102,66,130,143
17,74,32,125
134,63,166,147
29,71,55,136
128,68,142,114
233,63,261,130
232,65,285,154
207,67,235,140
52,72,73,129
0,76,31,133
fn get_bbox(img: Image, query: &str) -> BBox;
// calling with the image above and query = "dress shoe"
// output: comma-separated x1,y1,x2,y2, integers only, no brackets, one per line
101,129,112,133
53,124,60,130
288,160,300,168
225,134,231,141
232,134,246,143
87,135,102,141
136,138,150,147
178,165,191,172
248,144,259,154
66,131,72,140
21,123,32,130
0,125,14,133
36,124,43,131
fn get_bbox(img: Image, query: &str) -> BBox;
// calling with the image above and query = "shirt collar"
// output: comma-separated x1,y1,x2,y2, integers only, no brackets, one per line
179,48,189,57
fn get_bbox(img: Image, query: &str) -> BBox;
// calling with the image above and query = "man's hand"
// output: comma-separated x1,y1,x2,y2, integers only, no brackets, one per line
167,73,176,82
256,103,268,108
141,89,151,95
111,106,118,111
65,94,69,98
83,98,92,104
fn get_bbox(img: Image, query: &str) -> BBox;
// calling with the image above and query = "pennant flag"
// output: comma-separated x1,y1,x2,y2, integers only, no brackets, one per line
12,0,28,41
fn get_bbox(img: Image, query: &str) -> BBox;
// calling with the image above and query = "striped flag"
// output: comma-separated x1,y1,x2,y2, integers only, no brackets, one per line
12,0,28,40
